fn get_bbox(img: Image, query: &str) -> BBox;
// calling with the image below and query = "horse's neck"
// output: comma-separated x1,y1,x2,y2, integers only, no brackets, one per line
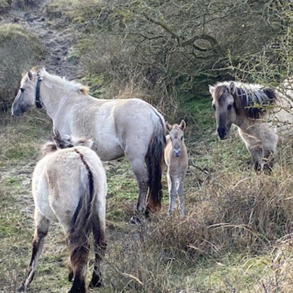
41,84,92,121
234,115,260,133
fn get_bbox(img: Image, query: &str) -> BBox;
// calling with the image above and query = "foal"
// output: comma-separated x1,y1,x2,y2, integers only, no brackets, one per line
19,134,107,293
164,120,188,216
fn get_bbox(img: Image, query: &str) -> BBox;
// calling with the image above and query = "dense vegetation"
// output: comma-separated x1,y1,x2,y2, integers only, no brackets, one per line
1,1,293,292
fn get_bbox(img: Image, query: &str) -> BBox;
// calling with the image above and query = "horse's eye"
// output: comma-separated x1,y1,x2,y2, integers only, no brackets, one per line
20,88,25,93
227,104,232,111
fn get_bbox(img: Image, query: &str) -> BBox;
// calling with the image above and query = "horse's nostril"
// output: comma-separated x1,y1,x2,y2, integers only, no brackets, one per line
174,149,181,157
217,128,227,139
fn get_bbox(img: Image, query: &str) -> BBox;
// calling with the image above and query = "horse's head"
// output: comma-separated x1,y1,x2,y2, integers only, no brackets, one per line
209,82,237,140
166,120,186,157
11,68,43,116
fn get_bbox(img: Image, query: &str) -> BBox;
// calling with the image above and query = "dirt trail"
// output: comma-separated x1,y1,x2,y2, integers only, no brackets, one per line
0,0,78,80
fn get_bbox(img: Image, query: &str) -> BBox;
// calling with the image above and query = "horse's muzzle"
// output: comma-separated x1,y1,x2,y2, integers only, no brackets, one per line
173,149,181,157
11,108,21,117
217,127,228,140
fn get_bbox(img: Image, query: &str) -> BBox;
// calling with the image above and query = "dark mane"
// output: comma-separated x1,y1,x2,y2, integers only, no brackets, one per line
234,86,276,119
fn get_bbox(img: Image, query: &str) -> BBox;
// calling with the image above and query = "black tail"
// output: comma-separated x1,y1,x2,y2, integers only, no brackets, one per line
145,118,166,212
68,149,95,244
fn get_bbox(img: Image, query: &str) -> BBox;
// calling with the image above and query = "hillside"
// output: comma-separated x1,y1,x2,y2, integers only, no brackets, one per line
1,1,293,293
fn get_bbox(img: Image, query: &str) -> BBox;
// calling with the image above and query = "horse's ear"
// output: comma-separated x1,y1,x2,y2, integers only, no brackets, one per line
179,120,186,130
229,82,236,95
209,85,215,95
166,122,172,132
28,71,33,80
53,130,61,143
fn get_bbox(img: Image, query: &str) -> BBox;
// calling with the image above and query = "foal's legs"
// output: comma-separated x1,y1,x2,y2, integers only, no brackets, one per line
168,173,177,215
19,210,50,292
177,178,185,217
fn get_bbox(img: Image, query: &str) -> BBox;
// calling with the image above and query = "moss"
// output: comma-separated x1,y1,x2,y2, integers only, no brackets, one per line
0,23,45,57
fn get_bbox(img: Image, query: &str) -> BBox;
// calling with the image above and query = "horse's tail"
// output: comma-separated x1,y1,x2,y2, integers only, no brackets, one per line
67,149,104,283
145,112,166,212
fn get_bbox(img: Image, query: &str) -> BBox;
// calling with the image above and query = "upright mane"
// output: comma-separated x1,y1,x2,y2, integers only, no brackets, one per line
215,81,277,119
32,67,89,95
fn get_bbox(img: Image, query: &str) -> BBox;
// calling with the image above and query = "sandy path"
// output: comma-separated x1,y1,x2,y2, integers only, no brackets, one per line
0,1,78,80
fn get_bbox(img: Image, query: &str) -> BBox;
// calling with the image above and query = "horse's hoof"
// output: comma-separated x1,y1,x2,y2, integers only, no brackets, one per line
89,279,104,288
17,284,26,292
130,215,141,225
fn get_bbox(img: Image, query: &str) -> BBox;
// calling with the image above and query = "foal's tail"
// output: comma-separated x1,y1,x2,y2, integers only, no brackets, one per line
145,112,166,212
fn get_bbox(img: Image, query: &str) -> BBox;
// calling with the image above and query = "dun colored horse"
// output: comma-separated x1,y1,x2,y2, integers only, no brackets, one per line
18,134,107,293
209,81,293,172
11,67,166,223
164,120,188,216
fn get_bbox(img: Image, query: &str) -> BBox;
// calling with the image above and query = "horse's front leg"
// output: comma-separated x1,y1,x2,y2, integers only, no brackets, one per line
263,150,274,174
168,174,177,215
18,210,50,292
247,144,264,173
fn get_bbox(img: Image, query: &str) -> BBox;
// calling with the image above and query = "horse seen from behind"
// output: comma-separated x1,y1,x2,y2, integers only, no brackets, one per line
11,67,166,223
164,120,188,216
18,133,107,293
209,80,293,173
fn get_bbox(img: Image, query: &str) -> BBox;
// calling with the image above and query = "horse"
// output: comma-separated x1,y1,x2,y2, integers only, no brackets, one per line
209,80,293,173
164,120,188,216
11,67,166,223
18,133,107,293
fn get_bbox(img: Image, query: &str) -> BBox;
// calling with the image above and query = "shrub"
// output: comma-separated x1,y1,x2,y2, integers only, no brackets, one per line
0,24,45,120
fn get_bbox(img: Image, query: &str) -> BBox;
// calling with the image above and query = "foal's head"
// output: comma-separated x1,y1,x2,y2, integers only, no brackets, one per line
166,120,186,157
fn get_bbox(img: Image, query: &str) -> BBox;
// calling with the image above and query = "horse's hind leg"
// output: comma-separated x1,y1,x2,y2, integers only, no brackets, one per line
68,239,89,293
18,210,49,292
128,157,149,224
89,218,107,288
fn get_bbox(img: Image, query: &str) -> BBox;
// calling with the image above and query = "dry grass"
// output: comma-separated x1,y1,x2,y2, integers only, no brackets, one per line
1,114,293,293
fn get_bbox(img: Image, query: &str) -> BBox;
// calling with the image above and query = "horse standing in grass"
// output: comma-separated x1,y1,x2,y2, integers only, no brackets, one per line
209,81,293,173
19,134,107,293
11,67,166,223
164,120,188,216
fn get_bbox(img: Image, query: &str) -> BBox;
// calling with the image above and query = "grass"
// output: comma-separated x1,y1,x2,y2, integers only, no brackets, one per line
1,109,293,293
